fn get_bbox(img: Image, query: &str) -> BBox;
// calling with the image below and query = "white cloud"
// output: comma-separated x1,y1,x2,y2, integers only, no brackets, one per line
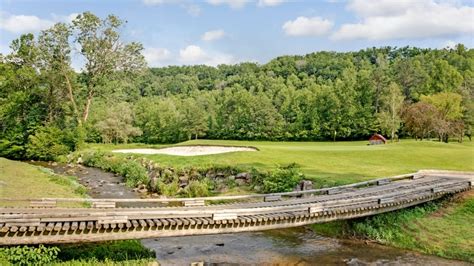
179,45,234,66
443,40,457,49
332,0,474,40
143,47,172,66
207,0,249,9
51,13,79,23
0,13,54,33
282,16,333,36
257,0,285,7
179,45,207,62
201,29,226,41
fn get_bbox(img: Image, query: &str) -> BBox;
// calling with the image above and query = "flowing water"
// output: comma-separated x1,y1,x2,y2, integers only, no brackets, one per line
31,162,469,265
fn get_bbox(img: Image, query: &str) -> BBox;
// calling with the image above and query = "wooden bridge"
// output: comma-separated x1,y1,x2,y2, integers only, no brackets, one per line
1,170,472,245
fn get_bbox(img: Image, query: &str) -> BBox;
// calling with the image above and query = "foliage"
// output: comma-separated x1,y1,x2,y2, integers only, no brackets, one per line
377,82,404,141
26,126,70,160
183,179,213,197
1,12,473,160
57,240,155,262
261,164,303,193
94,102,142,144
311,193,474,262
0,245,60,265
80,151,148,187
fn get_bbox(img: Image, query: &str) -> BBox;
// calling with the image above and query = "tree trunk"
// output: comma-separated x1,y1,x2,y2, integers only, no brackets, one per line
82,89,94,123
64,73,81,125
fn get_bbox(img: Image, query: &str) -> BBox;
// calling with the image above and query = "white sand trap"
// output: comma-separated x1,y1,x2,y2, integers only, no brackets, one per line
112,145,257,156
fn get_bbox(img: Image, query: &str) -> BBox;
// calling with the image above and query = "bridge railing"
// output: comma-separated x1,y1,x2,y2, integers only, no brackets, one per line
1,170,472,209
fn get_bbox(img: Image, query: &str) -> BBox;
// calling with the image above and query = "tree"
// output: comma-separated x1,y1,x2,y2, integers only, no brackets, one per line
421,92,464,142
72,12,146,123
94,103,142,144
37,23,78,124
402,102,439,140
377,83,404,141
181,98,208,140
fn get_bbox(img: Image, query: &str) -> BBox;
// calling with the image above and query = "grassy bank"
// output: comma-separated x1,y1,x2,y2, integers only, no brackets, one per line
0,158,156,265
86,139,474,185
312,191,474,262
0,158,86,206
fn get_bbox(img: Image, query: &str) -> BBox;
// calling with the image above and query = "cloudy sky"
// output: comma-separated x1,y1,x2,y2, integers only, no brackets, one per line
1,0,473,68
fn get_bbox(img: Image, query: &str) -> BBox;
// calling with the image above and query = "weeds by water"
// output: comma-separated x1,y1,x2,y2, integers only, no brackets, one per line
311,193,474,262
0,241,156,266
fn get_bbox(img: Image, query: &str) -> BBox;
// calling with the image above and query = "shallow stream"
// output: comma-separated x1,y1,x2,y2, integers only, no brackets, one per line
31,162,468,265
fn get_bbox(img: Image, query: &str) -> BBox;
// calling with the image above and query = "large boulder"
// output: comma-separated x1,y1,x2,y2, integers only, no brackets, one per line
236,172,251,180
294,180,313,191
179,175,189,188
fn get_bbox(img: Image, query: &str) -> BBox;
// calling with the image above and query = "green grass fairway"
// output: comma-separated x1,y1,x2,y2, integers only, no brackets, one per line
87,139,474,184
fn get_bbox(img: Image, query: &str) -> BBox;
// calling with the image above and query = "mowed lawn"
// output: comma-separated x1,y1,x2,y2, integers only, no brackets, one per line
0,158,83,206
87,139,474,184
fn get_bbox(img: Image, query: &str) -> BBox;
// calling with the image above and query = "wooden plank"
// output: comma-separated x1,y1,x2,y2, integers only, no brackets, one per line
78,222,86,230
92,202,116,208
53,222,62,231
327,188,341,195
264,195,281,202
46,222,54,231
184,199,205,207
308,206,325,214
377,179,391,185
97,216,128,225
139,220,147,227
213,212,237,221
86,222,93,230
146,219,155,227
378,198,395,204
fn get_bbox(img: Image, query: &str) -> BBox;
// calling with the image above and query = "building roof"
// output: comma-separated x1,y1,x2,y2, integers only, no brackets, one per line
369,134,387,143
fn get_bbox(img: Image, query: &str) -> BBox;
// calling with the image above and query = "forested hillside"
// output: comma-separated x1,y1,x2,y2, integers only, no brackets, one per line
0,12,473,160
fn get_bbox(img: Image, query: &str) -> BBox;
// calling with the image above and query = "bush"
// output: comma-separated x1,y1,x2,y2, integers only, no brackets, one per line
0,245,60,265
117,160,149,187
157,180,180,197
183,179,212,197
261,163,303,193
26,126,70,161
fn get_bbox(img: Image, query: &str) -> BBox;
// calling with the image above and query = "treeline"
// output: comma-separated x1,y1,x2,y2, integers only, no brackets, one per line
0,12,473,160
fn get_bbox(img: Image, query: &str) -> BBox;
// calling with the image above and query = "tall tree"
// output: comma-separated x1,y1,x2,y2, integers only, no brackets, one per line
377,83,404,141
72,12,146,122
37,23,78,123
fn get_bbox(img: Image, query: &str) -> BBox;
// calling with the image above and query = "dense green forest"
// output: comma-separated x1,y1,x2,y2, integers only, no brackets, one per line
0,12,473,160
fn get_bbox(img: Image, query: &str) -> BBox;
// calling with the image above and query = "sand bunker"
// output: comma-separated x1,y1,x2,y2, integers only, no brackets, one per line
112,145,257,156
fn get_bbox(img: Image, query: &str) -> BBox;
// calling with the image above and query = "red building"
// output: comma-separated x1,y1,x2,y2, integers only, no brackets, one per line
369,134,387,145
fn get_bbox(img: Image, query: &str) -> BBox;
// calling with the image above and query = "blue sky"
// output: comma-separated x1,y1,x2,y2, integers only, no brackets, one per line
1,0,473,68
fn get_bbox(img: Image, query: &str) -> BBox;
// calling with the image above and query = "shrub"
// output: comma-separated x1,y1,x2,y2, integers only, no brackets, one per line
26,126,70,160
183,179,212,197
261,163,303,193
117,160,149,187
157,180,180,197
0,245,60,265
